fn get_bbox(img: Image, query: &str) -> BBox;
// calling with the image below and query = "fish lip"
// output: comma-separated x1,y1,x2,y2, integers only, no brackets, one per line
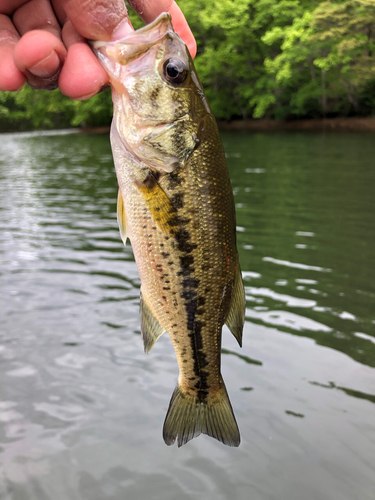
124,12,173,38
89,12,174,53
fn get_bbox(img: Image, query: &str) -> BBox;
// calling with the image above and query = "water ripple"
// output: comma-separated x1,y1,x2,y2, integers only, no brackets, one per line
263,257,331,272
246,309,332,332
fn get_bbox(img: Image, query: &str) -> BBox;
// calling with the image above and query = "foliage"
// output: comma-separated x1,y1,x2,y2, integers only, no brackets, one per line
0,85,113,131
180,0,319,119
261,0,375,117
1,0,375,130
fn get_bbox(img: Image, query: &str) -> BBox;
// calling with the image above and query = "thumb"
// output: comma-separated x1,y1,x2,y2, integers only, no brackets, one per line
60,0,132,41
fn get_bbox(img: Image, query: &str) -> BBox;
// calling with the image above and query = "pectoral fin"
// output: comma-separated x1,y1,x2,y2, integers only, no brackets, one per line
225,265,246,347
137,172,178,234
117,188,128,246
140,289,165,353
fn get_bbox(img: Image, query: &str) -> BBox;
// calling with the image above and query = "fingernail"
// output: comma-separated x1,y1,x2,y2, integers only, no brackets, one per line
112,20,133,41
29,50,60,78
74,91,98,101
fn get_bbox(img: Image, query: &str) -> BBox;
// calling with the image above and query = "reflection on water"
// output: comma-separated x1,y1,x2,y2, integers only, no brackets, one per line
309,381,375,405
221,349,262,366
0,130,374,500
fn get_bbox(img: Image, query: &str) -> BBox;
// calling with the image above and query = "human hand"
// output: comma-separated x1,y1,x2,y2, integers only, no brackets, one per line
0,0,197,99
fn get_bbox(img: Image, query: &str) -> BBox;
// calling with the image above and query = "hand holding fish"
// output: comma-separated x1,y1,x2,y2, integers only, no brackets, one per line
0,0,196,98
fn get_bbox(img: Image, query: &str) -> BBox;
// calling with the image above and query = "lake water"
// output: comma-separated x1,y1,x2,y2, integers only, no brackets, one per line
0,130,374,500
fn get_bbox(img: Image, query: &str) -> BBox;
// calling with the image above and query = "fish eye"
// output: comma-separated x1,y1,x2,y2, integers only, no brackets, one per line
163,58,188,84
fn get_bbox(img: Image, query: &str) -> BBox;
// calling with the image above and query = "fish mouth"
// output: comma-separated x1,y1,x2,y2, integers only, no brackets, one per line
90,12,174,65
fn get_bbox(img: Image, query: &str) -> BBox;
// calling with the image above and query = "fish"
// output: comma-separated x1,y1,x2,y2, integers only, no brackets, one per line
92,12,246,447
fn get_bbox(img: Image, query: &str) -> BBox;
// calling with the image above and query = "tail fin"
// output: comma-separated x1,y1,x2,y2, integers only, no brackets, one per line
163,379,240,447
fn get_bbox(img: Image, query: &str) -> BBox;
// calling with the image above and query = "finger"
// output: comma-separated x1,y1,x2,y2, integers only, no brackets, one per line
12,0,66,90
127,0,197,58
0,1,29,16
50,0,68,25
12,0,62,37
0,14,26,91
59,21,109,100
13,30,67,90
60,0,131,41
58,0,132,100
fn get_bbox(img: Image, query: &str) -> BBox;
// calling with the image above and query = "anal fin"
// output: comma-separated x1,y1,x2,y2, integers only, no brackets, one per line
225,264,246,347
140,289,165,353
117,188,128,246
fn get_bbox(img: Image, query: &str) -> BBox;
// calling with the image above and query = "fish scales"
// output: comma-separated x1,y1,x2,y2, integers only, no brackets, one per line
92,13,245,447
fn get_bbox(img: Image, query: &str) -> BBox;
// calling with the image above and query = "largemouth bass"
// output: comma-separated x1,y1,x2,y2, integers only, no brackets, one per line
92,13,245,447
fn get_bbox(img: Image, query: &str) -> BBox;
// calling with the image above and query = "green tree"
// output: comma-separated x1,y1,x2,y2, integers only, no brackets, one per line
261,0,375,117
0,86,113,131
1,0,375,129
181,0,317,119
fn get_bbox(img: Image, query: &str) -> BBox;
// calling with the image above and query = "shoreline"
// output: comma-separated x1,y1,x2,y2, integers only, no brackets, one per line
79,117,375,134
3,117,375,135
216,117,375,132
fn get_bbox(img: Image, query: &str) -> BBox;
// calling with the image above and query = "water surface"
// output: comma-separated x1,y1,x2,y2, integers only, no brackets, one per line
0,130,374,500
